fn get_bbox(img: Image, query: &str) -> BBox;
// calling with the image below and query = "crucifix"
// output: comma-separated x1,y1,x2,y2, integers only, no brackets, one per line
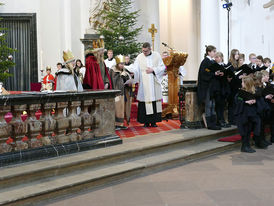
148,24,157,51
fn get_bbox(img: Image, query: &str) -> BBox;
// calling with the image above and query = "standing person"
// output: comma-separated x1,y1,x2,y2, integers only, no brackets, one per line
263,57,272,74
132,42,165,127
212,52,231,128
41,66,55,91
235,76,262,153
55,50,83,91
226,49,240,125
124,55,134,72
197,45,221,130
109,55,132,129
104,50,116,70
83,48,112,90
74,59,86,84
248,53,257,71
238,53,245,67
54,63,63,90
256,55,265,71
254,71,272,147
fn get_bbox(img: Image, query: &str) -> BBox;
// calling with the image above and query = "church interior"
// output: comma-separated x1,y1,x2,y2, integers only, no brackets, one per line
0,0,274,205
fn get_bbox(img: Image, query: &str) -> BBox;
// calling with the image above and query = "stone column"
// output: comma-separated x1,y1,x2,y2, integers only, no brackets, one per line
55,102,70,144
200,0,220,59
68,101,82,142
12,105,29,151
0,106,12,153
28,104,43,148
81,100,95,140
43,103,57,144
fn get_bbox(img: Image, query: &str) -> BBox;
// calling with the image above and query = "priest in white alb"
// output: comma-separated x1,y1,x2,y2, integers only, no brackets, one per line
132,42,166,127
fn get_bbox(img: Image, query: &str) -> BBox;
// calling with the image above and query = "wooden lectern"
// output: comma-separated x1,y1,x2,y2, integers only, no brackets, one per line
162,51,188,118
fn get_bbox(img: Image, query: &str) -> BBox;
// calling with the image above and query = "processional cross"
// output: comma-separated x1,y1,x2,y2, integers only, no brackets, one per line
148,24,157,51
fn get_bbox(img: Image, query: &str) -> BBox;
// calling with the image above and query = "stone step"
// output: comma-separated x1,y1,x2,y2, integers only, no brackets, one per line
0,139,240,206
0,127,238,189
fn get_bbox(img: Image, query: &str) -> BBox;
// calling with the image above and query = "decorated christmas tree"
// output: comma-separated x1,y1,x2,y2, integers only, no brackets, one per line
91,0,143,58
0,3,16,82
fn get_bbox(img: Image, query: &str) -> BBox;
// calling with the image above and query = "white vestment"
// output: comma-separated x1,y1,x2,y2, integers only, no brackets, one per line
132,52,166,115
104,58,116,70
56,68,83,92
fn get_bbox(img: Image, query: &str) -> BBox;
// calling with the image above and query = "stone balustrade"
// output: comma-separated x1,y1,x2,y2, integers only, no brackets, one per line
0,90,121,166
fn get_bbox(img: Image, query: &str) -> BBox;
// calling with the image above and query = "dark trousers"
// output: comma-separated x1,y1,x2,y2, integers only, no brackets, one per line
215,96,225,122
137,101,162,124
205,89,216,117
237,116,261,139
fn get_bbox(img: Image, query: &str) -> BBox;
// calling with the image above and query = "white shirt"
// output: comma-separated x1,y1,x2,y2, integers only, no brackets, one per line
104,58,116,69
206,56,214,61
79,67,86,79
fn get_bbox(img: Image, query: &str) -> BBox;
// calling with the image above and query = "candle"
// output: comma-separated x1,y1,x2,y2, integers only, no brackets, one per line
40,50,43,70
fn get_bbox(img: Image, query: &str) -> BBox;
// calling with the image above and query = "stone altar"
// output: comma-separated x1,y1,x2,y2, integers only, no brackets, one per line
0,90,121,167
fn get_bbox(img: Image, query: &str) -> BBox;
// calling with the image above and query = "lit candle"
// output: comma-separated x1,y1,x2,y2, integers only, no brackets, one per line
40,50,43,70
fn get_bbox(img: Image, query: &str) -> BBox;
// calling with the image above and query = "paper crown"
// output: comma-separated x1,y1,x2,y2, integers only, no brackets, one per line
115,55,126,64
92,39,105,49
46,66,51,71
63,50,75,63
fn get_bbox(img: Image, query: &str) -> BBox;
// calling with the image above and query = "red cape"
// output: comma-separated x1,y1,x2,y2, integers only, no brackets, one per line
84,56,112,89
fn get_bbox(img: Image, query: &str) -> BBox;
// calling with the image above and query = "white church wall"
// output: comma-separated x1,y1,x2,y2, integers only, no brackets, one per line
159,0,200,81
228,0,274,62
133,0,161,52
0,0,90,79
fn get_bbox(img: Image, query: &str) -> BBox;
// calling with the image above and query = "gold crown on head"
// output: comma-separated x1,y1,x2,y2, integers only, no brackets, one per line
115,55,126,64
63,50,75,63
92,39,105,49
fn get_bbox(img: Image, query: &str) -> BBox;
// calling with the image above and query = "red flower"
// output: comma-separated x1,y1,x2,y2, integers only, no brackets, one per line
22,136,29,142
36,134,42,140
6,137,14,144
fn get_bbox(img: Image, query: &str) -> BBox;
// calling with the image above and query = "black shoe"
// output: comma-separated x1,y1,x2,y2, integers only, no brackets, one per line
241,146,256,153
151,123,158,127
255,141,268,149
263,139,272,146
220,121,231,128
118,126,128,130
208,125,221,130
144,123,150,127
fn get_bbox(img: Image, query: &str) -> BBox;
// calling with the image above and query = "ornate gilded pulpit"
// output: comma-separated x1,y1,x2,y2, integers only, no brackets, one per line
162,51,188,118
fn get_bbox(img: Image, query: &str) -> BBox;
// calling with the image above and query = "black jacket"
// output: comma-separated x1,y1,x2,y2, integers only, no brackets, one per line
197,57,215,104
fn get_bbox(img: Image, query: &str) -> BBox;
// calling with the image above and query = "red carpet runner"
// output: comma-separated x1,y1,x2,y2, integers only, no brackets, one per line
116,120,181,138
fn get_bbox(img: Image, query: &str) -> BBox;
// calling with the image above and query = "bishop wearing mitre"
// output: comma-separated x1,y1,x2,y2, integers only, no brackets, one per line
56,50,83,91
132,42,166,127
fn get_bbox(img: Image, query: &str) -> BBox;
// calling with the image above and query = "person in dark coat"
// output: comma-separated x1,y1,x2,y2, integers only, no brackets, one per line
234,76,263,153
197,45,221,130
226,49,240,125
254,71,273,146
211,52,231,128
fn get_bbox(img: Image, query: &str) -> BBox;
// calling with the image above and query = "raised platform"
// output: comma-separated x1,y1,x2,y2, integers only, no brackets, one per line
0,127,240,206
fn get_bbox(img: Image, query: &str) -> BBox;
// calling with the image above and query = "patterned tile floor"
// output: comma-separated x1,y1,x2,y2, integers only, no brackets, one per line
42,145,274,206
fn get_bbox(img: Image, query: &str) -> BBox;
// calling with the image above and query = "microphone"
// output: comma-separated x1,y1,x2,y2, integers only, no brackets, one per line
162,42,173,50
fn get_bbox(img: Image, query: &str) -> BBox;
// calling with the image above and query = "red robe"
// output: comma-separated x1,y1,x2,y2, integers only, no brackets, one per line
83,55,112,89
43,74,55,84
